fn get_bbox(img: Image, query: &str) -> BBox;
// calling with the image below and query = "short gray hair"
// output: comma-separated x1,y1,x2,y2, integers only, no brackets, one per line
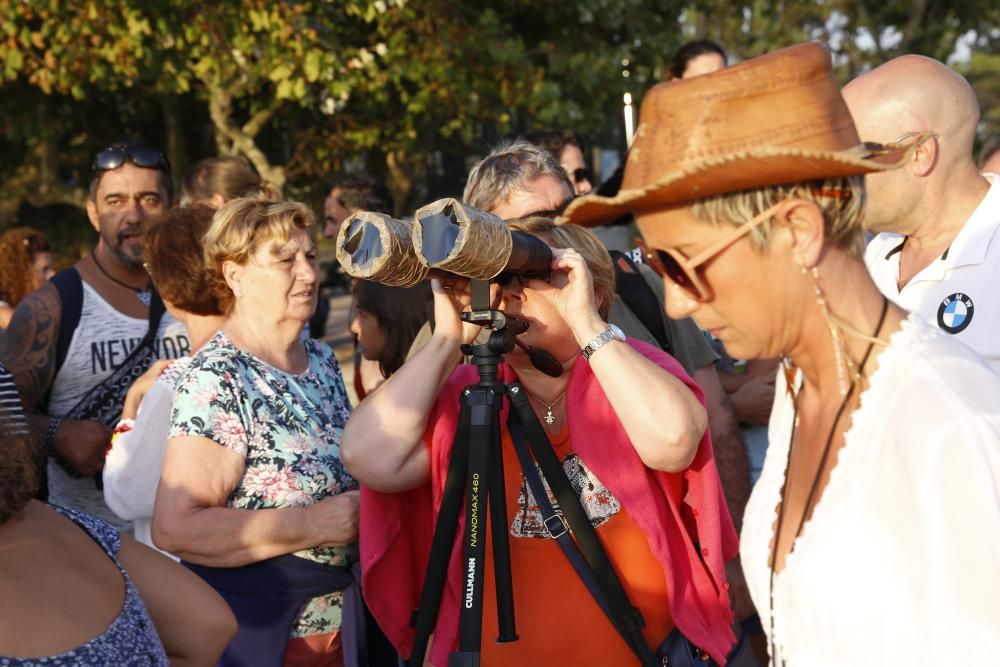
463,139,572,212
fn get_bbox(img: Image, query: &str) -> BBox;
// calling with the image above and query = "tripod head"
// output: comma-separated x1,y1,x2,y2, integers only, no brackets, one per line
459,280,562,379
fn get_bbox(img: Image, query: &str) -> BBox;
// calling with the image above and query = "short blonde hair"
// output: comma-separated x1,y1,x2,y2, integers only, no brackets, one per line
506,216,615,319
204,195,314,313
690,175,867,258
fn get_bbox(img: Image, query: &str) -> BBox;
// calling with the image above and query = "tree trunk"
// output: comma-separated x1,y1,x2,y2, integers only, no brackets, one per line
205,81,286,189
162,96,187,200
385,149,416,217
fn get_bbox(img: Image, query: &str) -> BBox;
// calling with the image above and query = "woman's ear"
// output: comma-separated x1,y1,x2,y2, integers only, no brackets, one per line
222,260,242,295
776,198,826,270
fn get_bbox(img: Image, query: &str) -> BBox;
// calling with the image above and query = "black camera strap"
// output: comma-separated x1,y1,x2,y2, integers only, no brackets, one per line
507,385,659,667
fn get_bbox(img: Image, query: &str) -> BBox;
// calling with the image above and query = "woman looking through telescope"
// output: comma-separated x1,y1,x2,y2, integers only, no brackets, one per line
342,218,740,666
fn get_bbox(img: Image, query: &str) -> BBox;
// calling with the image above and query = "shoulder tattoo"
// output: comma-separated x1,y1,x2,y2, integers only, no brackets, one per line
0,284,61,411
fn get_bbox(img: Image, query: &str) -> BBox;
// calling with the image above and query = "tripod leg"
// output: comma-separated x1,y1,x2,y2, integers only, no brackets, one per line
488,402,518,643
408,401,473,667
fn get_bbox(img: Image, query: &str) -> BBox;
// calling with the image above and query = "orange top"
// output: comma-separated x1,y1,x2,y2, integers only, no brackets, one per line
480,425,675,667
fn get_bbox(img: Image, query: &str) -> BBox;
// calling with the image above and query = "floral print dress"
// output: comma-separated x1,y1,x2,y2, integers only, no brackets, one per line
169,331,356,638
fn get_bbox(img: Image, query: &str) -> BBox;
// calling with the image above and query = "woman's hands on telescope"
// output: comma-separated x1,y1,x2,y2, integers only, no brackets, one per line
430,247,605,349
430,277,489,346
523,247,606,347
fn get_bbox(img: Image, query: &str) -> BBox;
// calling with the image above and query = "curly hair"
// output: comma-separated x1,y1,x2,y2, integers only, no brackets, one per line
0,416,40,524
0,227,51,307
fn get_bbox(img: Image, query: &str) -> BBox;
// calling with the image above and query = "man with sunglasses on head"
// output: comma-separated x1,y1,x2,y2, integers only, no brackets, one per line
0,142,189,530
843,56,1000,371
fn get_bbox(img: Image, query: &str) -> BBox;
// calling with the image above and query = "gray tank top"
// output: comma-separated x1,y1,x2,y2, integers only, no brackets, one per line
47,280,189,531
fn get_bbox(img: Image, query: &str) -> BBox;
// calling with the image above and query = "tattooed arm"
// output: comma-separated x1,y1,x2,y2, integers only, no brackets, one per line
0,282,61,412
0,284,110,476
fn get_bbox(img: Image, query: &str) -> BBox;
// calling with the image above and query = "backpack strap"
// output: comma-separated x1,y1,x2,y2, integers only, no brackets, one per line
609,250,672,355
50,267,84,374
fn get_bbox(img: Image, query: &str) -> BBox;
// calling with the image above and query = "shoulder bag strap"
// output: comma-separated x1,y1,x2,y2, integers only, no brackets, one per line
507,386,659,667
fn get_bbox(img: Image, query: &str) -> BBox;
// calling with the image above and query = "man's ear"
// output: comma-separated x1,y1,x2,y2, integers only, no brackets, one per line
86,199,100,233
910,135,938,178
776,198,826,269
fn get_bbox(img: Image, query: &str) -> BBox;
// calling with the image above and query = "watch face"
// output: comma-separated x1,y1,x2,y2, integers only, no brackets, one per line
608,324,626,341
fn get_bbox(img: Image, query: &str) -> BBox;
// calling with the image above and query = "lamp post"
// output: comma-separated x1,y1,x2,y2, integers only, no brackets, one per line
623,92,635,148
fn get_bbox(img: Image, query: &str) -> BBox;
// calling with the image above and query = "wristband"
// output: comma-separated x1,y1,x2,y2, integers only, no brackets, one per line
45,417,63,457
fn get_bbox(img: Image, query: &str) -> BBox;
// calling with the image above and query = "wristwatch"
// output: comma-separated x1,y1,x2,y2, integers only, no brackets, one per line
581,323,626,360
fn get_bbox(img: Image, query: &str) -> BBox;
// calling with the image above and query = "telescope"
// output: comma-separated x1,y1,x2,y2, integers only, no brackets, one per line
335,198,553,286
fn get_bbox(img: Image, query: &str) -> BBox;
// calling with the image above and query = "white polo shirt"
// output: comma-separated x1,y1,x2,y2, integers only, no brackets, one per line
865,173,1000,372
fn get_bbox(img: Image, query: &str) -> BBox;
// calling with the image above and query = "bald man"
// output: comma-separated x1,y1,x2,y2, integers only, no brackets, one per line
843,55,1000,371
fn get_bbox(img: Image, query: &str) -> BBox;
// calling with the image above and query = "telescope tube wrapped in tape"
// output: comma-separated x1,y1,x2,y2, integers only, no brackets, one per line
335,211,428,287
412,198,513,280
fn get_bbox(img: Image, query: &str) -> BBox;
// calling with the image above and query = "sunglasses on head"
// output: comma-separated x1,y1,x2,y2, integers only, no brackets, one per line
571,168,591,185
650,202,783,302
92,144,171,175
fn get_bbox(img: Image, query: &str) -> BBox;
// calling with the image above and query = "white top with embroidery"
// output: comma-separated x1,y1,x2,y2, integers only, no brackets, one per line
741,314,1000,666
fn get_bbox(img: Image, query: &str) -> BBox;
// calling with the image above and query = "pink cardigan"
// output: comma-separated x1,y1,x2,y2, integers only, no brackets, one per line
359,339,739,665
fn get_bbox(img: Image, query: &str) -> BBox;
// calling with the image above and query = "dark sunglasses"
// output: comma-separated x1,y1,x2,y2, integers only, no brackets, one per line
571,167,591,185
92,144,171,175
496,268,551,287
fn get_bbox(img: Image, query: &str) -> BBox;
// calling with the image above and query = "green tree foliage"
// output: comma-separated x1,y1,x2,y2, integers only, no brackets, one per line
0,0,996,250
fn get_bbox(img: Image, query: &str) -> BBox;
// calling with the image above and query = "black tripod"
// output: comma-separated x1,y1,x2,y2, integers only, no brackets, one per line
406,282,660,667
408,302,523,667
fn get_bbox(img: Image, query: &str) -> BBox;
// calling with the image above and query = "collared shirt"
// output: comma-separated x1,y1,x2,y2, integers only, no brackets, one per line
865,173,1000,372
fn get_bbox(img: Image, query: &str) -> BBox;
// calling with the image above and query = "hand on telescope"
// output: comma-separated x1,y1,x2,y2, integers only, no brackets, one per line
430,277,484,346
526,248,606,344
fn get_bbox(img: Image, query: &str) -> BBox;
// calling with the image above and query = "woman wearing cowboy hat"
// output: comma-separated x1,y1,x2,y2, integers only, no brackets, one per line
563,42,1000,665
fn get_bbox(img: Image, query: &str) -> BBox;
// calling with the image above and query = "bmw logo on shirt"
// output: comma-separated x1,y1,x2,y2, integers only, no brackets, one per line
937,292,975,334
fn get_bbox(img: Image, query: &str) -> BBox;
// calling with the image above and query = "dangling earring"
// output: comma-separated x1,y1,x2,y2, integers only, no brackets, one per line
811,266,850,396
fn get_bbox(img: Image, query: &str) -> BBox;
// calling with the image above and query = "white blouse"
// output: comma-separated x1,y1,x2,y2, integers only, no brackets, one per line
741,315,1000,666
103,356,191,557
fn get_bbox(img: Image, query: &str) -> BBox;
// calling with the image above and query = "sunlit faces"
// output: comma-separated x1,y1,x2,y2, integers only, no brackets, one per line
351,308,387,361
30,251,55,289
323,187,353,240
490,174,573,220
682,52,726,79
232,227,320,324
558,144,593,196
636,207,794,361
86,163,169,269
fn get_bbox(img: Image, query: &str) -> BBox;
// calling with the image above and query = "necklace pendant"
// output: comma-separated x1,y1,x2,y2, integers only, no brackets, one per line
544,408,555,425
137,290,152,307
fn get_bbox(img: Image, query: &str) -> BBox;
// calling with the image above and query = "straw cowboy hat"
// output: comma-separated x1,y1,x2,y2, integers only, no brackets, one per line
561,41,925,228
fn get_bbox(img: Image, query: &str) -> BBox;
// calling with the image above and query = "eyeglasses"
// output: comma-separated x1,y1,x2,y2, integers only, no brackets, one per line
92,144,171,175
571,168,591,185
650,202,783,302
